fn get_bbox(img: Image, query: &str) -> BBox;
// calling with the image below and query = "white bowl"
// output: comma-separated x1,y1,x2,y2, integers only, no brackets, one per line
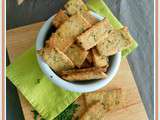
36,12,121,93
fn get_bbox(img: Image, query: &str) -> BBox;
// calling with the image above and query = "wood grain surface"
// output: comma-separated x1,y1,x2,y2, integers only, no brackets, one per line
6,0,154,119
6,22,148,120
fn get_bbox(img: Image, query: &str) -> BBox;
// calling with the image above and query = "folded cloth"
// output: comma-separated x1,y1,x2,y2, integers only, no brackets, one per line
6,0,138,120
7,47,80,120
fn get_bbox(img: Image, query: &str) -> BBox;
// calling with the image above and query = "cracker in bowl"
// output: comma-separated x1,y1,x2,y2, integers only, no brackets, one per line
61,67,107,81
76,18,112,50
38,48,74,73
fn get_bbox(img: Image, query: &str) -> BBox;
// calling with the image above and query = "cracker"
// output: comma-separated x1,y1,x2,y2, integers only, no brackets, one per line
96,27,133,56
80,59,92,68
86,50,93,63
64,0,88,15
54,13,91,51
92,48,108,67
65,44,89,68
52,9,69,28
77,18,112,50
38,48,74,73
85,88,122,111
45,40,50,48
81,11,98,25
62,70,107,81
49,33,73,52
79,102,106,120
61,67,107,75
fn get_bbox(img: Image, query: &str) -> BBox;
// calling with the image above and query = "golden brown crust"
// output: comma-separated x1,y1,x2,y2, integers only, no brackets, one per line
54,13,91,51
86,50,93,63
64,0,88,15
62,71,107,81
80,59,92,68
92,48,108,67
61,67,107,76
79,102,106,120
65,44,89,68
53,9,69,28
96,26,133,56
81,11,98,25
85,88,122,111
77,18,112,50
39,48,75,73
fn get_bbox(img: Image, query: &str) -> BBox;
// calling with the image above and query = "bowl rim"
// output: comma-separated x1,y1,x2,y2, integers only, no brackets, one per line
36,12,121,93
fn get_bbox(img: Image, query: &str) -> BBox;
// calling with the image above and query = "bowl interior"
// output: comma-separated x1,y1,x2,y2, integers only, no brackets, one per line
36,12,121,92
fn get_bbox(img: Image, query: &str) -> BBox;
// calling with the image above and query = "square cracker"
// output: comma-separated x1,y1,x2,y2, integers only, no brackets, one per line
52,9,69,28
65,44,89,68
48,33,73,52
77,18,112,50
38,48,74,73
92,48,108,67
54,13,91,51
85,88,122,111
64,0,88,15
96,27,133,56
79,102,106,120
61,67,107,81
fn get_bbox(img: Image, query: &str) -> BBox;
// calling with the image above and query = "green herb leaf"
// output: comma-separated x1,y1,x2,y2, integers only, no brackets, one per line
31,110,39,120
31,103,79,120
54,103,79,120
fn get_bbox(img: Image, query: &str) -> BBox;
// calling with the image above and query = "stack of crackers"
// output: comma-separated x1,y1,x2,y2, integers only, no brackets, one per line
38,0,134,82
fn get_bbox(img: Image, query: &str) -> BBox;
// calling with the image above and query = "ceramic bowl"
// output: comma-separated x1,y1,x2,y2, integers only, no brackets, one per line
36,12,121,93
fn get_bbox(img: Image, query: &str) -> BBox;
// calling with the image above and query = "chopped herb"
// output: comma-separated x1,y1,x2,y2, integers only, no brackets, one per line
92,34,96,41
31,103,79,120
36,79,40,84
54,103,79,120
31,110,39,120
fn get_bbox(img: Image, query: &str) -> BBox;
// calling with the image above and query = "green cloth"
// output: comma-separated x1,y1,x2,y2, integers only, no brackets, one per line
87,0,138,58
6,0,138,120
6,47,80,120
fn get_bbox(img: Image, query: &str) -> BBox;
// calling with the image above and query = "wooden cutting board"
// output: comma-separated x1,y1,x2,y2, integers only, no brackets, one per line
6,22,148,120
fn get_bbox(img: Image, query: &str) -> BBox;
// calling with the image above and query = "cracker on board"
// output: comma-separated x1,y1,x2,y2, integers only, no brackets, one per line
92,48,109,67
77,18,112,50
54,13,91,51
65,44,89,68
85,88,122,111
79,102,106,120
64,0,88,15
96,27,133,56
52,9,69,28
38,48,74,73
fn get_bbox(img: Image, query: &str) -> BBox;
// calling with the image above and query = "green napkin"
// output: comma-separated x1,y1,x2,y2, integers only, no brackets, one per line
6,0,138,120
6,47,80,120
87,0,138,58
